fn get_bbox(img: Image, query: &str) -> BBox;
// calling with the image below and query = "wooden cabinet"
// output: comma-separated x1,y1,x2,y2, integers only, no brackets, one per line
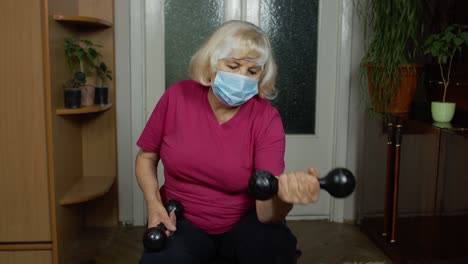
359,114,468,263
0,0,51,245
0,0,118,263
0,251,53,264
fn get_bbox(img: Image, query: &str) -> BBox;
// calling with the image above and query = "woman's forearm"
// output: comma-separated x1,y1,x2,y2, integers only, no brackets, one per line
135,150,162,207
255,196,293,224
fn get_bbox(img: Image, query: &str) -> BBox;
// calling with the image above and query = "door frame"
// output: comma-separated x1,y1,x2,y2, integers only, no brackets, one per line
118,0,354,225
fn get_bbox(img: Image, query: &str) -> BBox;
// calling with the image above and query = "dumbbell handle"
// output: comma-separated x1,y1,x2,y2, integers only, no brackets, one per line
142,200,184,252
155,222,167,231
248,168,356,201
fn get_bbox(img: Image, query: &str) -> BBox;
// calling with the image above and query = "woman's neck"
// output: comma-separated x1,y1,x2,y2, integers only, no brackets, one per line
207,88,240,124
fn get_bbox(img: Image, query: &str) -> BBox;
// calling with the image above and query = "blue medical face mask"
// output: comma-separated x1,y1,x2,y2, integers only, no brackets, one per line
212,70,259,107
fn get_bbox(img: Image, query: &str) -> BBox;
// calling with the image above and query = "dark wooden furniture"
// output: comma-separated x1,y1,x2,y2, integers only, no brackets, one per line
359,112,468,263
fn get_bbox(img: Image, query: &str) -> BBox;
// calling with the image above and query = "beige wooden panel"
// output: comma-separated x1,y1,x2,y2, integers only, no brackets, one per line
0,244,52,251
47,0,78,16
82,111,117,178
0,0,51,242
79,55,118,227
0,250,52,264
46,3,86,263
79,3,118,227
79,0,114,23
80,18,116,179
47,1,85,202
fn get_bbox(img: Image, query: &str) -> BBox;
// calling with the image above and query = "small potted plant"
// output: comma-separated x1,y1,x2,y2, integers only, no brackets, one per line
94,61,112,105
63,38,102,108
423,24,468,122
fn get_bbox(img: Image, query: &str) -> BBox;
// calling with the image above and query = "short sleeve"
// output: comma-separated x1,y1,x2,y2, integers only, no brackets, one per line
254,108,286,176
136,92,169,153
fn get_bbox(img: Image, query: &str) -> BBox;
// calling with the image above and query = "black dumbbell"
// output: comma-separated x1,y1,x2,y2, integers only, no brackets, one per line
248,167,356,200
142,199,184,252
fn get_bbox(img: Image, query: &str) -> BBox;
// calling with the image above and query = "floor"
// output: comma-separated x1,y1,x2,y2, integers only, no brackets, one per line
68,220,392,264
288,220,391,264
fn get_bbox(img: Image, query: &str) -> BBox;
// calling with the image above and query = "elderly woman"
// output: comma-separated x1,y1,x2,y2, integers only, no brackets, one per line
136,20,320,264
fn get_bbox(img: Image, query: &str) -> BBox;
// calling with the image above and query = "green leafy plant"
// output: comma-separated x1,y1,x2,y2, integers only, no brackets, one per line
423,24,468,102
356,0,425,112
96,61,112,87
64,38,103,87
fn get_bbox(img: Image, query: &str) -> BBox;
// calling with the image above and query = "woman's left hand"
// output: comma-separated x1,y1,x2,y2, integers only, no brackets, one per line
276,168,320,204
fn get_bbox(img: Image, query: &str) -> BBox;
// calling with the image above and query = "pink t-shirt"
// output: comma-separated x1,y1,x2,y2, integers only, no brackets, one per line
137,80,285,234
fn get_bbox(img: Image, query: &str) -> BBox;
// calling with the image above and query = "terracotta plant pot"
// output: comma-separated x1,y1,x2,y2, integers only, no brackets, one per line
366,64,422,113
80,85,95,107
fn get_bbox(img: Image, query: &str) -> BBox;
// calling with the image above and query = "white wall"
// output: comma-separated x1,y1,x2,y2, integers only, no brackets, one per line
344,0,367,221
115,0,133,224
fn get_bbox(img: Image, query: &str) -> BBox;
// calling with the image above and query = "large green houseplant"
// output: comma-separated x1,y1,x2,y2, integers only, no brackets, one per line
423,24,468,122
357,0,425,114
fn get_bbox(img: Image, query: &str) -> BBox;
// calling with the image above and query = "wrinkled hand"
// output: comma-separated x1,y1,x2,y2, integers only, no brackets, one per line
147,202,177,237
277,168,320,204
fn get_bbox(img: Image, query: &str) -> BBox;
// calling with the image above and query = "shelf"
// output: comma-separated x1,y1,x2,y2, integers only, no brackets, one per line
56,103,112,115
60,176,115,205
52,14,113,28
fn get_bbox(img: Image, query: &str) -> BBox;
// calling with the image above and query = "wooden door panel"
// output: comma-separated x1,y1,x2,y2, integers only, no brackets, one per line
0,0,51,242
0,251,52,264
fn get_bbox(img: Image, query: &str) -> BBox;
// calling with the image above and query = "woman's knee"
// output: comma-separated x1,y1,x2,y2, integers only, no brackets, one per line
140,246,200,264
229,212,298,262
246,221,297,251
238,211,297,244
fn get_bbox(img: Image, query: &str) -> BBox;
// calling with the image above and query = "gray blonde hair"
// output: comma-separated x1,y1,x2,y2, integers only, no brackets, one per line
188,20,278,99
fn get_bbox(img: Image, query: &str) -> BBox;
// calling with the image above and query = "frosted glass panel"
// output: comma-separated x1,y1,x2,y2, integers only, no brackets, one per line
165,0,224,88
261,0,319,134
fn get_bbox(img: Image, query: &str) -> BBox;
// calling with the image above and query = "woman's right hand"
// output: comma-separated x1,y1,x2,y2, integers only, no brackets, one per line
147,202,177,236
277,168,320,204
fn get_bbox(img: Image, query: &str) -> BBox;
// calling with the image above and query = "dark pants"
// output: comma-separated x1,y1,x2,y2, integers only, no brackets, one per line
140,211,298,264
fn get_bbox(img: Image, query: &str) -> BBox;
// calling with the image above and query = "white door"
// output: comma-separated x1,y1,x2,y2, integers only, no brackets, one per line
130,0,350,224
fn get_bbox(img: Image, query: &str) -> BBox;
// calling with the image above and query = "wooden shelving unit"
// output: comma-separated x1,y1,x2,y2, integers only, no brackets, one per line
52,14,112,28
0,1,118,263
59,176,116,205
48,5,118,261
56,103,112,115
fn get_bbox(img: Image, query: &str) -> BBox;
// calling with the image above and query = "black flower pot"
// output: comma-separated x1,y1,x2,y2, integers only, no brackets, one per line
64,88,82,109
94,86,109,105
